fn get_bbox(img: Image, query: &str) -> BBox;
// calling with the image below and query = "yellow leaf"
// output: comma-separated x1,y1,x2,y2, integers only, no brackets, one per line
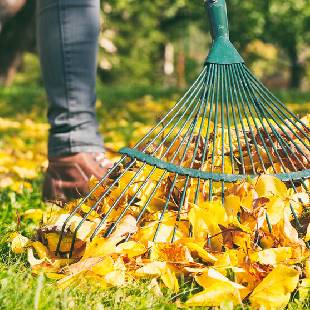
91,256,115,276
265,197,286,225
196,268,245,290
27,248,44,266
135,262,167,277
23,209,44,222
180,240,217,263
305,258,310,278
160,265,179,293
225,195,241,219
45,273,66,280
11,233,30,254
255,175,287,198
186,282,242,307
305,224,310,242
281,212,305,247
116,241,147,258
104,270,126,287
188,201,226,249
253,247,292,266
249,265,300,309
109,215,137,240
45,233,79,253
32,241,49,259
150,243,193,263
52,214,97,242
83,236,118,259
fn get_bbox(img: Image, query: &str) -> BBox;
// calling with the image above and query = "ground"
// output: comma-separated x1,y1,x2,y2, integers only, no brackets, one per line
0,83,309,309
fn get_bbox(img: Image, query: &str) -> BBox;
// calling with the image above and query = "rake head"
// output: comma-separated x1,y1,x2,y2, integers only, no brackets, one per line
56,0,310,257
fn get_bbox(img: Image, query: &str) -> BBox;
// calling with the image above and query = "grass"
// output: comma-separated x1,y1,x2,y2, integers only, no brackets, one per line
0,81,309,309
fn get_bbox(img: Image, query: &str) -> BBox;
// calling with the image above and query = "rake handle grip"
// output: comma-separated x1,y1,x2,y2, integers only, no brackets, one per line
205,0,230,40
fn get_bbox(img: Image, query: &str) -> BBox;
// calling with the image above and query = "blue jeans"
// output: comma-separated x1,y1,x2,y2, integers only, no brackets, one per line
37,0,104,157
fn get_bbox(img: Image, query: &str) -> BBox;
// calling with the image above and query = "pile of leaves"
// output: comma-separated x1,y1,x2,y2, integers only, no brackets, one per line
10,118,310,308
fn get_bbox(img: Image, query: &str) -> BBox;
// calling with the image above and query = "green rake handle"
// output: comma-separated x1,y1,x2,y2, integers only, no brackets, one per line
205,0,244,64
206,0,229,39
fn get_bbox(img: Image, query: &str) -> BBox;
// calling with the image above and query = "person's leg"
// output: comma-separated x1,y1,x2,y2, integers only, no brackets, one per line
37,0,112,203
37,0,104,156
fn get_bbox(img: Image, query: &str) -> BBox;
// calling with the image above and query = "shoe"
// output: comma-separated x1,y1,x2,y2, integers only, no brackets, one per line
43,152,113,205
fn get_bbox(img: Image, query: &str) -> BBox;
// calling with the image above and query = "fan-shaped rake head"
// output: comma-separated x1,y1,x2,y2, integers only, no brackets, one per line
56,0,310,257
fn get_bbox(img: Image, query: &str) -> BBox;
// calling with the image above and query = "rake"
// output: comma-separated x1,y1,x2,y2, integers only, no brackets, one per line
57,0,310,256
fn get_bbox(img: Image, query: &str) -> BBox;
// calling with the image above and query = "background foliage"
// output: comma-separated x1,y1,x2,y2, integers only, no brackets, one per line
0,0,309,89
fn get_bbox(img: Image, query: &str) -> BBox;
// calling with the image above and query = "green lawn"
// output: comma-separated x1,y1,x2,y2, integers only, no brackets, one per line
0,83,309,309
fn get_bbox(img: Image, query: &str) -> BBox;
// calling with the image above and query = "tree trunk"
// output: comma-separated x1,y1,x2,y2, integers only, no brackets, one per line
287,44,303,89
0,0,36,86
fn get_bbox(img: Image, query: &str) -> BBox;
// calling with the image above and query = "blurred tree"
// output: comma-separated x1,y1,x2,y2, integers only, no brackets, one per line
0,0,35,86
261,0,310,89
0,0,308,88
99,0,205,84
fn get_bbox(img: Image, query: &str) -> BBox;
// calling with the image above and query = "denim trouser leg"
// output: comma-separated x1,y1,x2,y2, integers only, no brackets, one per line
37,0,104,157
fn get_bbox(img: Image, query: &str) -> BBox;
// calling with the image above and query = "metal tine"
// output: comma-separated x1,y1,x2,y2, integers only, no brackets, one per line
244,76,310,160
224,64,236,176
71,74,208,249
88,72,210,242
226,65,245,175
104,68,215,239
228,65,256,174
194,64,217,205
153,73,212,242
171,64,216,241
141,73,208,159
124,84,213,242
142,68,208,154
243,68,310,161
134,67,208,150
243,67,310,144
235,64,295,173
243,65,310,135
237,65,304,230
124,75,215,242
233,64,274,173
56,156,129,255
56,69,208,254
209,65,221,200
220,65,226,203
237,64,306,171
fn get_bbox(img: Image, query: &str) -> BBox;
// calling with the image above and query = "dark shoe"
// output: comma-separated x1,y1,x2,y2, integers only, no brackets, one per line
43,153,113,204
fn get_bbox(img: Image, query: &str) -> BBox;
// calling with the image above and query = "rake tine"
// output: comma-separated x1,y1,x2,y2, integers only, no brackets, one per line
105,74,213,238
136,67,208,150
237,65,305,230
233,65,271,173
228,65,256,174
209,65,221,200
154,77,211,242
89,74,210,242
238,64,306,171
243,67,310,145
171,66,214,241
56,156,128,255
226,65,245,174
235,65,289,173
142,68,208,153
194,64,217,204
244,74,310,157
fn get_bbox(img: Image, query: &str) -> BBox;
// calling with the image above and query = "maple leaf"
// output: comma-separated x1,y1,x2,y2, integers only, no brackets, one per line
249,265,300,309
